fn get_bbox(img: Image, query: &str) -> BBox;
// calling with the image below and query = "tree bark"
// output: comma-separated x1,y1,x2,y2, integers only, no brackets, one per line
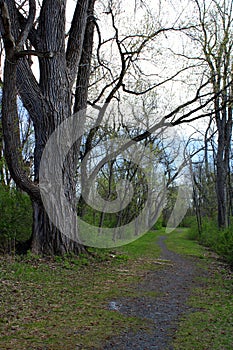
0,0,95,255
30,0,95,255
31,201,86,255
216,109,232,229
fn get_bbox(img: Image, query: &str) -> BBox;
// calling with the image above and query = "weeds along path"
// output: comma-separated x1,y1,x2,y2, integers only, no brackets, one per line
103,235,208,350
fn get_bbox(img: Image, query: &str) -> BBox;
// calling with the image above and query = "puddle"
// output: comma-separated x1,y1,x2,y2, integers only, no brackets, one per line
109,301,121,311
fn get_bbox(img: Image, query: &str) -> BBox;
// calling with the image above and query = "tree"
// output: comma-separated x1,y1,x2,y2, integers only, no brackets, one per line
0,0,95,255
193,0,233,228
0,0,226,255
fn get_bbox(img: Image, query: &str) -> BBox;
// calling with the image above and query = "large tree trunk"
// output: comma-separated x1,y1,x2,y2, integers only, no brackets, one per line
0,0,95,255
30,0,94,255
31,201,86,255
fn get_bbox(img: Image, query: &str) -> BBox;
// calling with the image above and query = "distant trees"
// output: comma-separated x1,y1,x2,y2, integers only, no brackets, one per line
1,0,232,255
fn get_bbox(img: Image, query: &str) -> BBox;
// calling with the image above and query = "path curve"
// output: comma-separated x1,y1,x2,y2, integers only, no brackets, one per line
103,235,207,350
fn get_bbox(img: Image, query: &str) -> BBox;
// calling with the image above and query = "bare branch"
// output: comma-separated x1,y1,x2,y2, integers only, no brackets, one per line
0,1,15,49
66,0,95,84
15,49,55,58
17,9,39,49
74,0,96,113
1,43,40,199
16,0,36,50
122,64,203,96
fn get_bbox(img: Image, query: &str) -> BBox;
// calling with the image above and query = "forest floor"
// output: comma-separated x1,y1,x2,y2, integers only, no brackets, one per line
0,229,233,349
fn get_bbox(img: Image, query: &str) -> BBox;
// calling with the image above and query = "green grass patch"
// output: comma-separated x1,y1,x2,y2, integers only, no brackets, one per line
165,228,206,258
117,229,162,258
0,229,162,349
173,267,233,350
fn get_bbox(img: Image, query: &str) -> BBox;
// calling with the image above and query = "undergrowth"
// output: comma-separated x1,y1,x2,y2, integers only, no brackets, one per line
187,217,233,266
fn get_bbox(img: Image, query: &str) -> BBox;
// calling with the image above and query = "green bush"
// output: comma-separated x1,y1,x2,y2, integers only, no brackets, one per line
153,215,163,230
211,228,233,266
179,215,200,240
0,185,32,252
180,215,197,229
187,216,233,266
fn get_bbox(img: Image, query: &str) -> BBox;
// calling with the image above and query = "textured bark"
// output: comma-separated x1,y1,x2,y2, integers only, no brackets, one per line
216,107,232,228
0,107,6,185
0,0,40,199
1,54,40,197
31,201,86,255
0,0,95,255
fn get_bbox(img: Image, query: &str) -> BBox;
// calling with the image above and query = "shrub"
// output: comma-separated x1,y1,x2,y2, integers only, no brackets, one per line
153,215,163,230
187,216,233,266
180,215,197,229
0,185,32,253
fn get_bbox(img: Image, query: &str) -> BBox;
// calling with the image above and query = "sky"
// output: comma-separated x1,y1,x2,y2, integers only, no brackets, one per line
0,0,212,142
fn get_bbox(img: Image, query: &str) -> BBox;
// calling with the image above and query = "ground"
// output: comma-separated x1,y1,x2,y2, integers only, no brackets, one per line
0,229,233,349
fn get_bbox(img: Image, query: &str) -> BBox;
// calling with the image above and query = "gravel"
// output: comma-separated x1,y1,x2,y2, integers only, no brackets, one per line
103,235,208,350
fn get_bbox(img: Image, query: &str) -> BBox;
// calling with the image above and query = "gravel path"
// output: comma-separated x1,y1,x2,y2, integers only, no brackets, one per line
103,235,207,350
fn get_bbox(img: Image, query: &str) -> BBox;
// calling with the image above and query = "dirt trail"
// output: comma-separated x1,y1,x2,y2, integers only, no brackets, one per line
103,235,208,350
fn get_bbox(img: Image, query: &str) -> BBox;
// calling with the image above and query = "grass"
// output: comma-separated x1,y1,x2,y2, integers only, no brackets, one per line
117,229,162,258
0,229,162,349
172,268,233,350
165,228,233,350
165,228,206,257
1,228,233,349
